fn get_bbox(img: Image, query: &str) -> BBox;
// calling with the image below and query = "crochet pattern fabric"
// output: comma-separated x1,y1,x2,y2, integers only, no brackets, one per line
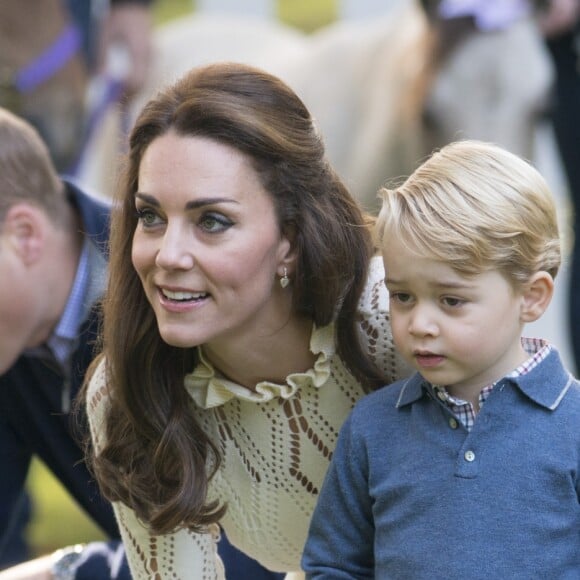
86,256,410,578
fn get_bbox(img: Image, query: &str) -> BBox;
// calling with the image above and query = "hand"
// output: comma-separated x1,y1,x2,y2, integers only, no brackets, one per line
0,554,53,580
98,2,154,99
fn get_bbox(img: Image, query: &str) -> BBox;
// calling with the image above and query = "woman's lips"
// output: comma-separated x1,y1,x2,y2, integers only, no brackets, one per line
157,287,209,312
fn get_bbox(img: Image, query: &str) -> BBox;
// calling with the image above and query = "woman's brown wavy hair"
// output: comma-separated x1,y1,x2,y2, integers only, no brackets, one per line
89,62,385,535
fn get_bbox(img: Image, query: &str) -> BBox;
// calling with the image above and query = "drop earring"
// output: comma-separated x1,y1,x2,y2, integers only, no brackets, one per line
280,267,289,288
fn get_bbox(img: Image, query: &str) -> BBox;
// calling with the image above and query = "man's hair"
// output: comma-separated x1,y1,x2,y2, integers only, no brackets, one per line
375,139,561,286
0,107,65,226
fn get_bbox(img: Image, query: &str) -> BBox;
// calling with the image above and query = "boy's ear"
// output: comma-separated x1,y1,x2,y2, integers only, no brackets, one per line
3,203,46,265
520,271,554,323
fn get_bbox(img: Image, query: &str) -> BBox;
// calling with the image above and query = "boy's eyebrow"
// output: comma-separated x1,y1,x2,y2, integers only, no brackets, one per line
385,276,475,290
134,192,240,209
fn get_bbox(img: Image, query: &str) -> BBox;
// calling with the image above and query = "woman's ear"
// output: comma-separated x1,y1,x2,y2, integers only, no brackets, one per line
520,271,554,323
3,203,46,265
277,224,298,276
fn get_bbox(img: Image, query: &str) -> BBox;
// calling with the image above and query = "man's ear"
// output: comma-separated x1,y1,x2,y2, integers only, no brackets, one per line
520,271,554,323
3,203,46,265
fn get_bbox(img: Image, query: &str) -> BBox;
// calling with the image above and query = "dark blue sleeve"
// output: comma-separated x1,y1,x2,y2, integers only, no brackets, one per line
218,530,285,580
0,493,32,567
0,385,33,567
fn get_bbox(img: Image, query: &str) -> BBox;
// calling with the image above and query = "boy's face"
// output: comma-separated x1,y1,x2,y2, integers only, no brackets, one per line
383,237,528,399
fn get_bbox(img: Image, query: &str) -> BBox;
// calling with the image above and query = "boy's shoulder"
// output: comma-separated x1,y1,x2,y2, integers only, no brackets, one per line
560,374,580,409
520,346,580,413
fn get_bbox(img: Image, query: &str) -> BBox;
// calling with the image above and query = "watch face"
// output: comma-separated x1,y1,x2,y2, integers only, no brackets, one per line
51,545,85,580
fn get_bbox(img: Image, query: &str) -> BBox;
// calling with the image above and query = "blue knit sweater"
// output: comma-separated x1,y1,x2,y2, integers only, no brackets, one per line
302,347,580,579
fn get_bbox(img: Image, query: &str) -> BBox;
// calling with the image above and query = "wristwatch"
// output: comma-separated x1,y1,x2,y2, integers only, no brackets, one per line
50,544,86,580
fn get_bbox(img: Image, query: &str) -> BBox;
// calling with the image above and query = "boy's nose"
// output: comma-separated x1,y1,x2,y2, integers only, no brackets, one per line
408,304,439,337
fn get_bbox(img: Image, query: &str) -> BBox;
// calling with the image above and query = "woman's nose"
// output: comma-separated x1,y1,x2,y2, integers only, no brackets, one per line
155,225,195,270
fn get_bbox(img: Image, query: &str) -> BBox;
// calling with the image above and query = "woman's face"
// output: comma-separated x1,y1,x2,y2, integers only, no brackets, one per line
132,132,293,350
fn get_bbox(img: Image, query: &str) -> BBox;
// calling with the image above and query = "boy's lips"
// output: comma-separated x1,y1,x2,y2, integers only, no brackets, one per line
413,351,445,368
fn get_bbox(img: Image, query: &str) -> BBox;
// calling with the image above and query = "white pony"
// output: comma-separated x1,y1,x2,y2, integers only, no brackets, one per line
79,0,553,212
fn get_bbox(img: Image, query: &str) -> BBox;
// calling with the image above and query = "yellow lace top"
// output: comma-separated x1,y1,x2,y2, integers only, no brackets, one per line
86,256,411,578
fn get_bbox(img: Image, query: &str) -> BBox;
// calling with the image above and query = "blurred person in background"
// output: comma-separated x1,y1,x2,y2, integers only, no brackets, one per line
66,0,154,100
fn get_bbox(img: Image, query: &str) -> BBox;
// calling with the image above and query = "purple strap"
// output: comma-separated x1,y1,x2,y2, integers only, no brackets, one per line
15,24,82,94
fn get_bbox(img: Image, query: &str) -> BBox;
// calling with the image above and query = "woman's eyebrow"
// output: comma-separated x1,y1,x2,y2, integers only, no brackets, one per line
185,197,239,210
134,192,159,206
134,192,239,210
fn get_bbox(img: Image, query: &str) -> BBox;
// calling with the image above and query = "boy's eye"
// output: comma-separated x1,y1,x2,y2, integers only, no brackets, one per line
391,292,412,304
442,296,465,307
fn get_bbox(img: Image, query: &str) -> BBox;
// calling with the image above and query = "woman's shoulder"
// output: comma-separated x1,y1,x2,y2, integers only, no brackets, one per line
85,355,110,416
84,355,112,449
356,255,414,383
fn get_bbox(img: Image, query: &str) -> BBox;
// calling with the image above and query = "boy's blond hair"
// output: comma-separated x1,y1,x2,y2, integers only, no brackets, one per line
0,107,65,227
375,140,561,286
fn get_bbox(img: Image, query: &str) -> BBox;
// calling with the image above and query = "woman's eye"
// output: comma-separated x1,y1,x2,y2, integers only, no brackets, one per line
199,213,233,233
136,208,161,227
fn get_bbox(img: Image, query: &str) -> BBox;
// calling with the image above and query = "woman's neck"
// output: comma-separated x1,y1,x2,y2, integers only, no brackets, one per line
202,315,316,391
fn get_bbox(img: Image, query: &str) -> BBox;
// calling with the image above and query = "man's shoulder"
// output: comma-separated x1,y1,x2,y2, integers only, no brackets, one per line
0,356,38,387
63,179,111,244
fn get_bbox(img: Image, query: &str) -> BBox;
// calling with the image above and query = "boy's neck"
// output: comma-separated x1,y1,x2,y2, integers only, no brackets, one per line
444,385,485,412
444,341,530,411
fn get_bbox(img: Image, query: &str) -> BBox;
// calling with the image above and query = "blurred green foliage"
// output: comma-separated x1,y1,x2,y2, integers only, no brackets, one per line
278,0,336,32
27,459,106,554
156,0,336,30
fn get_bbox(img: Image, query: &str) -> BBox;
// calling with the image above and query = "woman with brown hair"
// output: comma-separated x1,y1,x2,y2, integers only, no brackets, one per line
86,61,409,578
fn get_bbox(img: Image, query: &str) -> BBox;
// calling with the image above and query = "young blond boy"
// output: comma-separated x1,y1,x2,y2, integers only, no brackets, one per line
302,140,580,578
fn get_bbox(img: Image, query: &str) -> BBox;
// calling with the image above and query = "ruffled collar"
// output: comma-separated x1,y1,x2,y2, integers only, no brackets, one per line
184,323,335,409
